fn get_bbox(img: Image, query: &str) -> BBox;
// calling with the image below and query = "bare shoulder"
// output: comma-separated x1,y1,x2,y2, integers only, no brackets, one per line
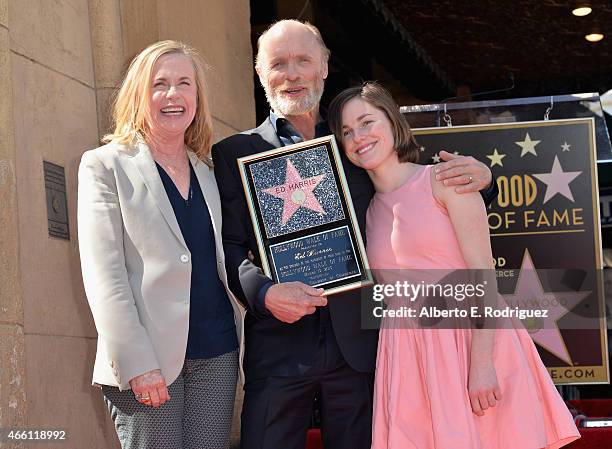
429,164,451,205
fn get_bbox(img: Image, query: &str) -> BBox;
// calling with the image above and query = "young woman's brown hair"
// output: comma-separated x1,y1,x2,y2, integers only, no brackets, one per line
328,81,420,163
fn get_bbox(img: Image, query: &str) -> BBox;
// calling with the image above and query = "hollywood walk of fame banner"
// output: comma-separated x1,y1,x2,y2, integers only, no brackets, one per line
409,118,608,384
237,135,373,295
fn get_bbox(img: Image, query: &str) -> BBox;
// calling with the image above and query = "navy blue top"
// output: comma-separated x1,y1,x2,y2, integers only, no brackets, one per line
157,162,238,359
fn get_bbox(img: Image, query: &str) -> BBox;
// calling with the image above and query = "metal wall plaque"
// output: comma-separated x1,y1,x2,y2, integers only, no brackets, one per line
44,161,69,240
238,135,373,295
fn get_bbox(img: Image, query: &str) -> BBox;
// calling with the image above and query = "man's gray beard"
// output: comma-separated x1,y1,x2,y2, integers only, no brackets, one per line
264,78,324,116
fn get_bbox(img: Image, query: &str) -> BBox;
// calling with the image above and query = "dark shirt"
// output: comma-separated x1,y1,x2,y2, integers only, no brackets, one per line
269,109,330,146
157,162,238,359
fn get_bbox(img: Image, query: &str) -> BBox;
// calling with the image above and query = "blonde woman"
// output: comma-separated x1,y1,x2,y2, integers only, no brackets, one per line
78,40,245,449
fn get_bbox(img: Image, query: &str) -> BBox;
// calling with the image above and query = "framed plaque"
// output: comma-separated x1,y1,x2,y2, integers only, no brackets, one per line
238,135,373,295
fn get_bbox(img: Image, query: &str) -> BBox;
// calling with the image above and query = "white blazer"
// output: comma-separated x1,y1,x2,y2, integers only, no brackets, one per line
78,139,245,390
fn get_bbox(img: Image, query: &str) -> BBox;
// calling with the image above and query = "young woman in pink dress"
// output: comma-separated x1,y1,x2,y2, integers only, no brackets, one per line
328,82,580,449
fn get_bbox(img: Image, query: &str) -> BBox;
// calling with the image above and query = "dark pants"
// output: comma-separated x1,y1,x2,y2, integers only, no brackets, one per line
240,318,374,449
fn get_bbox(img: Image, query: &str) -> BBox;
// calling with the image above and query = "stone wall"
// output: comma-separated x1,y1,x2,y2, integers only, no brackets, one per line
0,1,254,447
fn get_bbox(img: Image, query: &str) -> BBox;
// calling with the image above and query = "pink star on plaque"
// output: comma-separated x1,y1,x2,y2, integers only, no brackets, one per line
502,249,590,365
262,159,326,226
533,156,582,204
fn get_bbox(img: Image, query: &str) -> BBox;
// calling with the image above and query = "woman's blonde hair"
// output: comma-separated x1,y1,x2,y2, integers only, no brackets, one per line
103,40,213,165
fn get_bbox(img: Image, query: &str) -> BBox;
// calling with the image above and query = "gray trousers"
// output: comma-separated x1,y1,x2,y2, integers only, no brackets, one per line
102,350,238,449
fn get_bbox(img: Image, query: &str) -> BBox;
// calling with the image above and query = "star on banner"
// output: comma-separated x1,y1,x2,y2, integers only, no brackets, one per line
431,153,441,163
486,148,506,167
561,142,571,152
262,159,326,225
502,250,590,365
515,132,541,157
420,146,426,152
533,156,582,204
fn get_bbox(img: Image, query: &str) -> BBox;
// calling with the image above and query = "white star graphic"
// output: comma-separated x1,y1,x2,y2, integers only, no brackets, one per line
486,148,506,167
502,250,590,365
420,146,426,152
431,153,441,163
533,156,582,203
453,150,460,155
561,142,571,152
515,132,541,157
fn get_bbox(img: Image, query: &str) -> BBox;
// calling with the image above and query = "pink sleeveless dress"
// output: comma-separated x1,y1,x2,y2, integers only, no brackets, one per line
367,164,580,449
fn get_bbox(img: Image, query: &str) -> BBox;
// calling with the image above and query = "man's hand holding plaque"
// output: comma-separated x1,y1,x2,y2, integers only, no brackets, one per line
264,282,327,323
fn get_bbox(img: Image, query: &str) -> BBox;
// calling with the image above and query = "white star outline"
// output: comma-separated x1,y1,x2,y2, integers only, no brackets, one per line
501,249,591,365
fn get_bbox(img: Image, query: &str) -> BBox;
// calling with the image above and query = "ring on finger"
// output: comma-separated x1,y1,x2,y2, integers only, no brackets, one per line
467,175,473,184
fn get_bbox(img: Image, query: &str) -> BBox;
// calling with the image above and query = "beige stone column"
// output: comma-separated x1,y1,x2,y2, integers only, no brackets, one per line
1,1,254,448
6,0,116,447
88,0,125,137
0,0,27,443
